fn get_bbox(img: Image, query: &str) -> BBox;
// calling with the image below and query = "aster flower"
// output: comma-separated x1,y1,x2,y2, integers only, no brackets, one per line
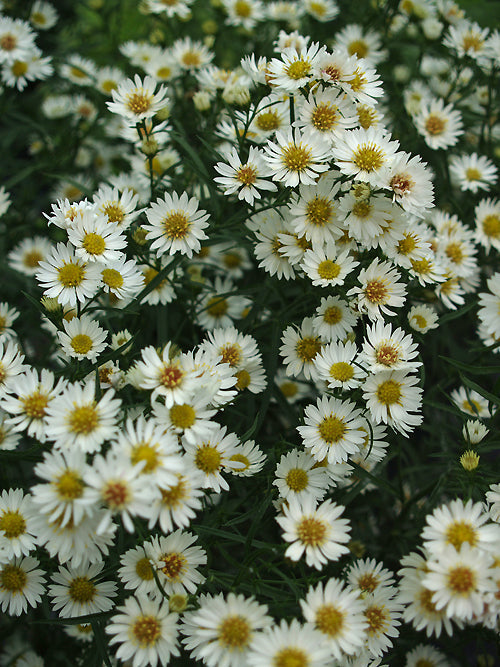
106,74,168,123
279,317,323,380
414,98,463,150
181,592,273,667
144,190,209,258
172,36,213,71
362,370,423,434
0,489,38,561
294,88,357,140
312,295,358,342
106,595,180,667
386,151,434,217
0,556,45,616
8,236,53,276
474,198,500,252
348,258,407,320
263,128,331,187
361,589,403,658
274,449,329,503
147,463,205,533
214,146,277,205
359,320,421,373
57,315,107,362
449,152,498,193
48,562,117,618
267,42,326,92
276,495,351,569
146,530,207,597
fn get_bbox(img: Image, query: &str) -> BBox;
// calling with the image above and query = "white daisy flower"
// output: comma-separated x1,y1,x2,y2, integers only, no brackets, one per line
348,258,407,320
423,544,495,621
139,258,180,305
111,415,184,489
0,341,27,398
386,151,434,217
222,0,266,29
405,644,449,667
246,94,289,143
387,222,434,271
312,295,358,342
135,342,198,407
486,483,500,523
214,146,277,205
361,589,403,658
277,495,351,569
181,592,273,667
359,320,421,373
83,450,160,534
294,88,357,140
93,184,142,229
57,315,107,362
0,17,36,66
347,558,395,594
342,59,384,106
118,543,157,598
147,462,205,533
421,498,500,555
0,489,38,561
183,424,242,493
145,0,194,18
443,20,490,63
0,368,66,442
144,190,209,259
1,47,53,91
407,304,439,333
247,618,332,667
146,530,206,597
44,382,121,453
274,449,329,502
106,74,168,123
303,0,339,22
44,198,94,230
449,152,498,193
334,23,386,65
48,562,116,618
267,42,326,92
332,126,399,188
450,386,491,418
288,172,344,245
274,368,311,404
106,595,180,667
95,66,126,96
0,410,22,451
59,55,96,86
228,440,266,477
196,276,251,331
300,578,368,660
298,394,366,464
31,449,92,528
362,370,423,435
474,198,500,252
153,395,217,445
99,255,144,300
463,419,489,445
414,98,463,150
250,208,296,280
263,128,331,187
172,36,213,71
314,339,365,391
7,236,53,277
279,317,323,380
36,242,102,308
0,556,45,616
338,192,393,246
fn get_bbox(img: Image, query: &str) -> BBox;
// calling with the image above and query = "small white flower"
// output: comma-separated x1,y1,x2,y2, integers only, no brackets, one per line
106,74,169,123
214,146,277,205
57,315,107,362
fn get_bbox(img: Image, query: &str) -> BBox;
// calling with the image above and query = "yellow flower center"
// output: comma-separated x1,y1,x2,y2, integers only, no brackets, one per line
256,110,280,131
69,576,96,603
285,468,309,492
445,242,464,264
55,470,84,500
353,143,385,173
230,453,250,470
0,510,26,538
236,165,257,185
305,197,333,226
315,604,345,637
311,103,338,131
465,167,481,182
445,520,477,550
317,260,341,280
235,369,251,390
482,214,500,238
0,564,27,592
329,362,354,382
22,391,49,419
217,615,251,648
357,572,380,592
418,587,438,613
375,344,400,366
12,61,28,77
131,443,160,473
0,34,16,51
160,477,186,508
163,211,190,239
411,257,431,274
280,381,298,398
82,233,106,256
182,52,202,67
223,252,242,269
286,60,311,80
348,39,368,59
102,268,124,290
160,362,184,389
206,297,228,317
71,334,94,355
160,551,187,580
365,279,388,304
132,615,161,647
376,379,402,405
102,480,130,510
318,415,346,443
135,557,154,581
295,336,321,362
297,516,327,546
23,250,43,268
447,566,476,594
102,203,125,224
364,604,389,635
425,114,447,136
57,262,85,288
68,404,99,434
169,404,196,430
70,66,87,79
412,314,428,329
195,445,221,473
391,173,415,194
357,104,377,129
323,306,342,324
220,343,242,367
462,33,484,52
352,200,372,218
126,91,153,115
397,235,417,255
101,80,117,93
281,143,312,173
